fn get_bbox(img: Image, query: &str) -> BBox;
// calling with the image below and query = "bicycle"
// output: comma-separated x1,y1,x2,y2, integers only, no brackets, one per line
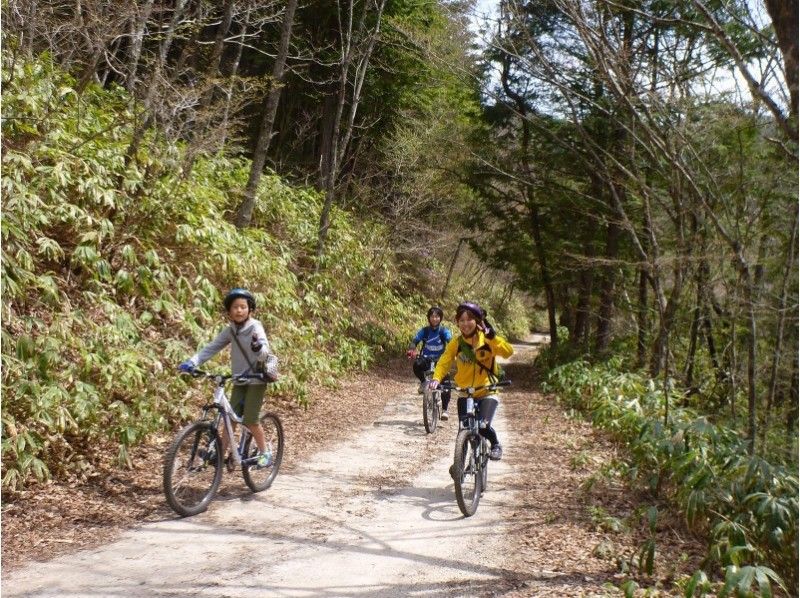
163,369,284,517
439,380,511,517
422,361,441,433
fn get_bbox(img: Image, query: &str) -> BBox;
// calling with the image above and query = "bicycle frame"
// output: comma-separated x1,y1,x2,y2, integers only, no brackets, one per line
202,373,262,467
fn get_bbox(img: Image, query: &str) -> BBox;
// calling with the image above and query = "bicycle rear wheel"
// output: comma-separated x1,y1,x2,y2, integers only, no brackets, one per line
453,429,481,517
242,413,284,492
422,388,438,434
163,422,222,517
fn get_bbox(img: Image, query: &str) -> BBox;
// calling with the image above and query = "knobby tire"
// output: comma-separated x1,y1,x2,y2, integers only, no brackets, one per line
163,421,223,517
423,388,438,434
242,412,284,492
453,429,481,517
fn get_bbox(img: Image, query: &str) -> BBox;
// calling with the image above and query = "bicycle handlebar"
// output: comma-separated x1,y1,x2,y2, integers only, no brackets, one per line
436,380,511,393
180,369,268,384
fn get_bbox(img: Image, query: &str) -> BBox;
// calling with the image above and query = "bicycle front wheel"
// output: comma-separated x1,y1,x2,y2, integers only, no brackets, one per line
453,429,482,517
242,412,284,492
480,440,489,494
163,421,223,517
423,388,438,434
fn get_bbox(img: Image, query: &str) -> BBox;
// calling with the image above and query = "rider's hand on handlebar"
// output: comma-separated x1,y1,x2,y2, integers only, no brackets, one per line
178,361,195,373
406,349,417,359
428,379,439,390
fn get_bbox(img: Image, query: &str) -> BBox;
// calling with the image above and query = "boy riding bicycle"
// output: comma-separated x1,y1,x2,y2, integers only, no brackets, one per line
407,306,453,419
429,301,513,460
179,288,276,468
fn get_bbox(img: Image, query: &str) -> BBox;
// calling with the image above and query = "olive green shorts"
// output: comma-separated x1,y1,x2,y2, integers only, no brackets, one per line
230,384,267,425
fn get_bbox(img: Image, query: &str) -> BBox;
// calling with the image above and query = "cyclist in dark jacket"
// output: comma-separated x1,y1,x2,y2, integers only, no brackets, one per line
407,306,453,419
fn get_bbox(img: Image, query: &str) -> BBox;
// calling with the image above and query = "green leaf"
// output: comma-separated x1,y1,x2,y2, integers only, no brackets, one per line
684,569,709,597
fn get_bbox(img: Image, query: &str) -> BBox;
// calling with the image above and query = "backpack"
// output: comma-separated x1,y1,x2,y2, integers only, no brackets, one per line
456,337,505,383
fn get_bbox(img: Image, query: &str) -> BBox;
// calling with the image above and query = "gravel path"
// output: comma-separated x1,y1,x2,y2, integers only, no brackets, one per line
3,337,700,597
3,345,529,598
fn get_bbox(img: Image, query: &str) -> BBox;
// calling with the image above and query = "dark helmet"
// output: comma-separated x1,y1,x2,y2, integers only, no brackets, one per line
223,288,256,311
455,301,485,321
427,306,444,320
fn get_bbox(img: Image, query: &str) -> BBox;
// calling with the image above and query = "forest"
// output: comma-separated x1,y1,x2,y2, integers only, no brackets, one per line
2,0,797,595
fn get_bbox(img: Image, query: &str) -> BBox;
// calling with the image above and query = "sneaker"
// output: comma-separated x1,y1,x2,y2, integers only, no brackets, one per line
418,381,426,394
440,410,449,421
257,450,273,468
489,444,503,461
449,464,457,479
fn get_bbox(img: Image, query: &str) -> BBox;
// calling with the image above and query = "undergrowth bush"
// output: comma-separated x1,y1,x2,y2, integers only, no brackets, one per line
1,55,416,490
542,359,797,596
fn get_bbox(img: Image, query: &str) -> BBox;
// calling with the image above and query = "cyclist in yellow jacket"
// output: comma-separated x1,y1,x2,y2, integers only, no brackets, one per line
429,301,513,460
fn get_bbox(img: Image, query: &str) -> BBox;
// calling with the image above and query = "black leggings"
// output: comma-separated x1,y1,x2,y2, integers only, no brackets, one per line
457,396,499,447
412,356,451,410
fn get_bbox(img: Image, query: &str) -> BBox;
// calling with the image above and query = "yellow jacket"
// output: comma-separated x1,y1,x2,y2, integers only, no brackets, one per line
433,331,513,397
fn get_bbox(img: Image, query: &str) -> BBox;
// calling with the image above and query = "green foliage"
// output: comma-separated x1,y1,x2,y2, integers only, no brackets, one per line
1,54,415,491
543,359,798,595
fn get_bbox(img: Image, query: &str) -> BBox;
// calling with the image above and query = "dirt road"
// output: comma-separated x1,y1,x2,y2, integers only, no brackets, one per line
3,343,539,598
4,336,701,597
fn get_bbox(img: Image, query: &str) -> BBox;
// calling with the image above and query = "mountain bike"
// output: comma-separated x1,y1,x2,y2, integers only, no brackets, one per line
163,370,284,517
422,361,441,433
440,380,511,517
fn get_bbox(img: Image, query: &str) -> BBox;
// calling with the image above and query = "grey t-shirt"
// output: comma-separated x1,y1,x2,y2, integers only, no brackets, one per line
188,318,273,384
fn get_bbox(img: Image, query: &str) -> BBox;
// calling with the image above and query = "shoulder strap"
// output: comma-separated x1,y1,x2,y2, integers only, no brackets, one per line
230,326,257,375
457,337,499,382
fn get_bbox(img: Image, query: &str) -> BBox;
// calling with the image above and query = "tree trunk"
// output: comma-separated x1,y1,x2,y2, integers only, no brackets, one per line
739,267,759,454
762,212,797,448
702,314,719,371
126,0,154,92
124,0,188,168
220,7,250,148
181,0,238,178
763,0,799,118
336,0,387,169
440,238,465,301
595,216,621,354
530,203,558,349
315,0,358,267
234,0,298,227
684,260,709,389
573,267,593,351
25,0,39,58
636,267,649,369
787,355,798,444
316,0,385,267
